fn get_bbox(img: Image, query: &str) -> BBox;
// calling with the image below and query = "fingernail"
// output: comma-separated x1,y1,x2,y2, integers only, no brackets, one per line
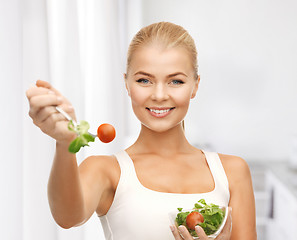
169,225,174,232
195,225,201,232
48,90,55,95
68,105,74,110
178,225,185,232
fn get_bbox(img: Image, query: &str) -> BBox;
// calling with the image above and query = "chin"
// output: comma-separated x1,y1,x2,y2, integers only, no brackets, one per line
142,122,181,133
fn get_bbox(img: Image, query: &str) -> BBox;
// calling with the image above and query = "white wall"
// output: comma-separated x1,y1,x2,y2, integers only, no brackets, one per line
22,0,58,239
0,0,23,239
142,0,297,161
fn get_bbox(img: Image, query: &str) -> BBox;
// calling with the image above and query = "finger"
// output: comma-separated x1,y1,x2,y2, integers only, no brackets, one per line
35,81,72,106
44,103,76,123
32,106,57,125
54,104,76,122
29,94,63,118
195,226,209,240
27,85,72,108
36,79,51,88
178,225,194,239
36,80,62,96
26,86,54,100
170,225,184,240
33,103,74,125
38,112,68,132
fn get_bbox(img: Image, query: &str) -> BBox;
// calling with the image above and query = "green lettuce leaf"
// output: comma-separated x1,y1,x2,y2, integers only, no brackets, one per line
68,120,95,153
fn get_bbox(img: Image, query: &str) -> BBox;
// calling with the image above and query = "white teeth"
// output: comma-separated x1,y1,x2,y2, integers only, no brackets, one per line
150,109,170,114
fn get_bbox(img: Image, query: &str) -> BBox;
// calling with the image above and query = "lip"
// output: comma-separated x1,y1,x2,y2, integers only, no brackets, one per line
147,107,175,110
146,107,175,118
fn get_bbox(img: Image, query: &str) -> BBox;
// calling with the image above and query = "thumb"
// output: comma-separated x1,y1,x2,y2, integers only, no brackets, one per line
36,80,62,96
36,79,52,88
195,226,208,240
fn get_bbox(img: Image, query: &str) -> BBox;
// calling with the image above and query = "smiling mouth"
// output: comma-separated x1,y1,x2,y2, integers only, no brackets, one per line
145,107,175,114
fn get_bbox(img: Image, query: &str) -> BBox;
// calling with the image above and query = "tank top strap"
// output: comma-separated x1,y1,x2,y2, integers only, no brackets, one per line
200,150,229,191
114,150,133,174
113,150,139,191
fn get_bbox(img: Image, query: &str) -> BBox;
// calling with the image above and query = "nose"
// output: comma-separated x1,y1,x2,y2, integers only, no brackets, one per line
151,83,169,101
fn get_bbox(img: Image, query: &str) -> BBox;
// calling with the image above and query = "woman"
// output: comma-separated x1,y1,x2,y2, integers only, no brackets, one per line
26,22,257,239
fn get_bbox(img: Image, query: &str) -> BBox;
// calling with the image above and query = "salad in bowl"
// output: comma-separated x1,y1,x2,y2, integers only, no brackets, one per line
169,199,228,239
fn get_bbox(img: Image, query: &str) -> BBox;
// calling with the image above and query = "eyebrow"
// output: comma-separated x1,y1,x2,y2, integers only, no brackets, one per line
134,71,154,77
134,71,188,78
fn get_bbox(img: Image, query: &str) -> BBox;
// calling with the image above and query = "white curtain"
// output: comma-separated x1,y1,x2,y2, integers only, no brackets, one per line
1,0,142,239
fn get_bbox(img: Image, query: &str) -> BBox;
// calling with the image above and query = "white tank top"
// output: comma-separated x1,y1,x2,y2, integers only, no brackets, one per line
99,149,230,240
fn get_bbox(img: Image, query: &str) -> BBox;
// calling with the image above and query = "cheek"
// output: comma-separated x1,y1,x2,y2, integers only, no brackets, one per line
172,89,192,107
129,87,148,106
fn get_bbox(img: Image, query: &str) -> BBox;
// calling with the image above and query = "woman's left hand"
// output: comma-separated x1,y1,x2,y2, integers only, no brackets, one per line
170,207,232,240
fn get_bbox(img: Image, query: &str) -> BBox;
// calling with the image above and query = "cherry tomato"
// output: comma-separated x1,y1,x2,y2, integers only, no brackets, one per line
186,211,204,230
97,123,116,143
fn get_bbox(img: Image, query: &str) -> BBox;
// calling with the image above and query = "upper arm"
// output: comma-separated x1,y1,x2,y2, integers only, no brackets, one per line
220,154,257,240
77,155,120,223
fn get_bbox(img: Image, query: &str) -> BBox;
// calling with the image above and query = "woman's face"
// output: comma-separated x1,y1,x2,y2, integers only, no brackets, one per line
125,44,199,133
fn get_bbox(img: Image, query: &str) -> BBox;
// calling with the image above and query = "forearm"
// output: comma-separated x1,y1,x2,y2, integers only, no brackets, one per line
47,141,86,228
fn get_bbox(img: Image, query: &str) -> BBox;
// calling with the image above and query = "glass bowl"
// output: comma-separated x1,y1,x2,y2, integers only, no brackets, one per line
169,206,228,239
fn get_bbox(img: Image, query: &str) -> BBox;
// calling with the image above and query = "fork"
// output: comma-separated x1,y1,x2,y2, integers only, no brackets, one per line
55,106,77,126
55,106,96,138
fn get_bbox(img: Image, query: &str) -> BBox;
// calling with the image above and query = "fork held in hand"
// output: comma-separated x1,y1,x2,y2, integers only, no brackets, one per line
55,106,77,127
55,106,96,138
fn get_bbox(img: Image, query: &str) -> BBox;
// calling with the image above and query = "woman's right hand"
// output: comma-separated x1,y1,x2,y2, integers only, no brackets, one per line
26,80,77,143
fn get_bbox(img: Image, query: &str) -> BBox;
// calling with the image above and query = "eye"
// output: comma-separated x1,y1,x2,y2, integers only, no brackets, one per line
136,78,150,84
170,79,185,85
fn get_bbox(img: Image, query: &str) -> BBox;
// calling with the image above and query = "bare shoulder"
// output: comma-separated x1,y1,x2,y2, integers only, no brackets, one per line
77,155,121,216
79,155,120,184
80,154,118,168
218,153,252,183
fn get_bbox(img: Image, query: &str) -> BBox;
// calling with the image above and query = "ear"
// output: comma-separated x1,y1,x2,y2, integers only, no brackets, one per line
191,75,200,99
124,73,131,96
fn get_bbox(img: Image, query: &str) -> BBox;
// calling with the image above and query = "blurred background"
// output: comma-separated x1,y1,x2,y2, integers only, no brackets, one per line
1,0,297,239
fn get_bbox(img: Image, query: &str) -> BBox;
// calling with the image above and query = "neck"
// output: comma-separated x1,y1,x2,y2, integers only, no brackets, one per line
130,123,194,157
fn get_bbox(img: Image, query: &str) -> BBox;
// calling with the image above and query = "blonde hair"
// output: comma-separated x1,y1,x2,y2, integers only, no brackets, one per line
126,22,198,78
